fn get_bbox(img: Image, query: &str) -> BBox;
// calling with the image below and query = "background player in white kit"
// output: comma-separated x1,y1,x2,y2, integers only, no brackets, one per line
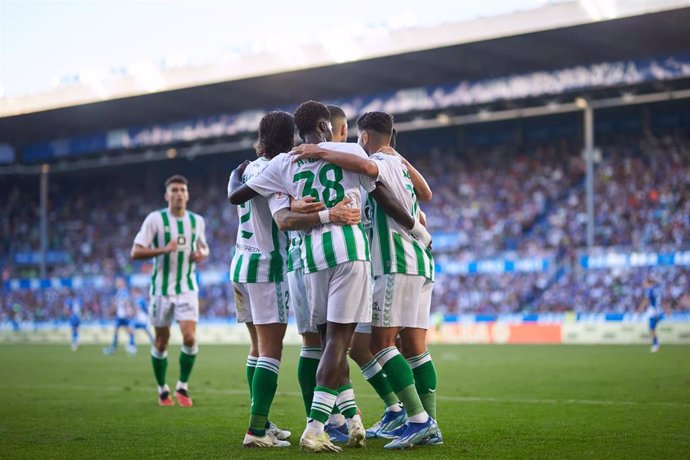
102,277,136,356
131,175,209,407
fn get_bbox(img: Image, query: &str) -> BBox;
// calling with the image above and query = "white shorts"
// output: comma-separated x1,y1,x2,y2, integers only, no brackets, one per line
372,274,433,328
305,261,371,326
150,291,199,328
233,280,290,325
288,268,317,334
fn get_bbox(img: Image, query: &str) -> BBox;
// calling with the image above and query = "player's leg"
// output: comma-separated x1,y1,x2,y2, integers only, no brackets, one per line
289,269,322,418
150,295,174,405
126,324,137,355
172,291,201,407
103,319,122,355
401,328,442,445
70,316,80,351
245,322,259,401
152,326,173,405
350,326,405,439
242,281,290,448
371,274,437,449
233,281,257,401
301,262,369,451
649,316,660,352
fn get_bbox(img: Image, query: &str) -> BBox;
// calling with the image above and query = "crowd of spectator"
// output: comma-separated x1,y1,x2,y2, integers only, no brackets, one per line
1,134,689,322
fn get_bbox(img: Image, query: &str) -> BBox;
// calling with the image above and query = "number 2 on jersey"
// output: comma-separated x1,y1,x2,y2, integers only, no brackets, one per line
239,202,253,239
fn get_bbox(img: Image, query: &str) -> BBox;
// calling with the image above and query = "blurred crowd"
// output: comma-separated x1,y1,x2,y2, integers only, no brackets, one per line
1,134,689,322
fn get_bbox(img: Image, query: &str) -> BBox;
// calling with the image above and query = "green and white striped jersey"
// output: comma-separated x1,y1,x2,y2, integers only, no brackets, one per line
247,142,376,274
287,231,303,272
134,209,207,296
229,157,291,283
369,153,434,281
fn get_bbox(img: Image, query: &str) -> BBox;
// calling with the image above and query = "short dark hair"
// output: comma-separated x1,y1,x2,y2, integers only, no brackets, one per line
255,111,295,156
294,100,330,139
357,111,394,136
165,175,188,188
327,104,346,122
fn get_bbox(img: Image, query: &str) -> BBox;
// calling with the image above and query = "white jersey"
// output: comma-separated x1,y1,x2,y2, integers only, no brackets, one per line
134,209,207,296
287,231,303,272
229,157,290,283
247,142,376,274
115,288,131,318
369,153,434,280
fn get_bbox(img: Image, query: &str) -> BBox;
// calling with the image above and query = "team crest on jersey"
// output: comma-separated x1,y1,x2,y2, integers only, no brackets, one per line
177,236,187,245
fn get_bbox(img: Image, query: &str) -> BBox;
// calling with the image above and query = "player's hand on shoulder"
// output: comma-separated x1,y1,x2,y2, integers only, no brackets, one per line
289,144,324,162
329,198,360,226
234,160,251,175
291,196,326,214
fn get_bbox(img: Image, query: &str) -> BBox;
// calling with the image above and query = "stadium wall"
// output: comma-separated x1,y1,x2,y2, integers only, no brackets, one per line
2,320,689,345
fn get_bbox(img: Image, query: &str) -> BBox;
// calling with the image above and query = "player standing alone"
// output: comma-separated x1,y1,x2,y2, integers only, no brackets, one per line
637,277,671,353
131,175,209,406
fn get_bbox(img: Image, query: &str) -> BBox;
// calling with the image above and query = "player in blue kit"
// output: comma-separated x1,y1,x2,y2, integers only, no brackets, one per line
64,291,83,351
637,277,671,353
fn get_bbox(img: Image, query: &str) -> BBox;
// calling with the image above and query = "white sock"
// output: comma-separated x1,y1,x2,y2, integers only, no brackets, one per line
158,384,170,394
345,413,362,431
306,419,325,434
176,380,188,391
328,413,346,427
387,402,403,412
408,412,429,423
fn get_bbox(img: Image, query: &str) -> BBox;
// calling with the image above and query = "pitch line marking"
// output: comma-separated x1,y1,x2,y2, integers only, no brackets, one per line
13,383,690,408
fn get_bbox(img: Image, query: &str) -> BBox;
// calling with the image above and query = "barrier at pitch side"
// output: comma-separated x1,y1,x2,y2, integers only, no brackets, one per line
1,317,689,345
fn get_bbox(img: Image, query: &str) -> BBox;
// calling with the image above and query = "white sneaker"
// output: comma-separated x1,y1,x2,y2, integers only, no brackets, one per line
243,430,290,448
299,428,342,452
347,415,366,448
651,344,660,353
267,421,291,440
126,345,137,355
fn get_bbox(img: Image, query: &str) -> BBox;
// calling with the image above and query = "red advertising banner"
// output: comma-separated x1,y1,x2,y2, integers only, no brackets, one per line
427,323,562,344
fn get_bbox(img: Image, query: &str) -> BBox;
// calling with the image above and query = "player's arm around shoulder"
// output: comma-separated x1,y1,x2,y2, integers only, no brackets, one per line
290,144,379,178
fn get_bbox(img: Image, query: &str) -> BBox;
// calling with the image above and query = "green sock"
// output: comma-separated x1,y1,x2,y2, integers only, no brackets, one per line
297,347,320,416
249,357,280,437
309,386,338,424
361,358,399,408
409,352,437,419
151,350,168,387
178,345,197,384
376,347,425,418
336,383,358,418
246,355,258,400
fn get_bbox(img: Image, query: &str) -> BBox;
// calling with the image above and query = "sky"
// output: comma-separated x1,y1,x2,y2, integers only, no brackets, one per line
0,0,555,98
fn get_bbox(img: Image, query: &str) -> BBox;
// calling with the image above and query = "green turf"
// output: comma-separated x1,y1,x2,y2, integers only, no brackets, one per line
1,344,688,459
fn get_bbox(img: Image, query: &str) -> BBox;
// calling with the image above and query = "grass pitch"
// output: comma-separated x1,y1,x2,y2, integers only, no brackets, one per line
1,344,688,459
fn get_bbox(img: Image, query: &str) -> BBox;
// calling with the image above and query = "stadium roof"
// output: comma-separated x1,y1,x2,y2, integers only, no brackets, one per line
1,6,690,144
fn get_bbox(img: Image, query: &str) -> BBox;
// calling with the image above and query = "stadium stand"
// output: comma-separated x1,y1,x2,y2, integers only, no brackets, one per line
2,8,690,326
